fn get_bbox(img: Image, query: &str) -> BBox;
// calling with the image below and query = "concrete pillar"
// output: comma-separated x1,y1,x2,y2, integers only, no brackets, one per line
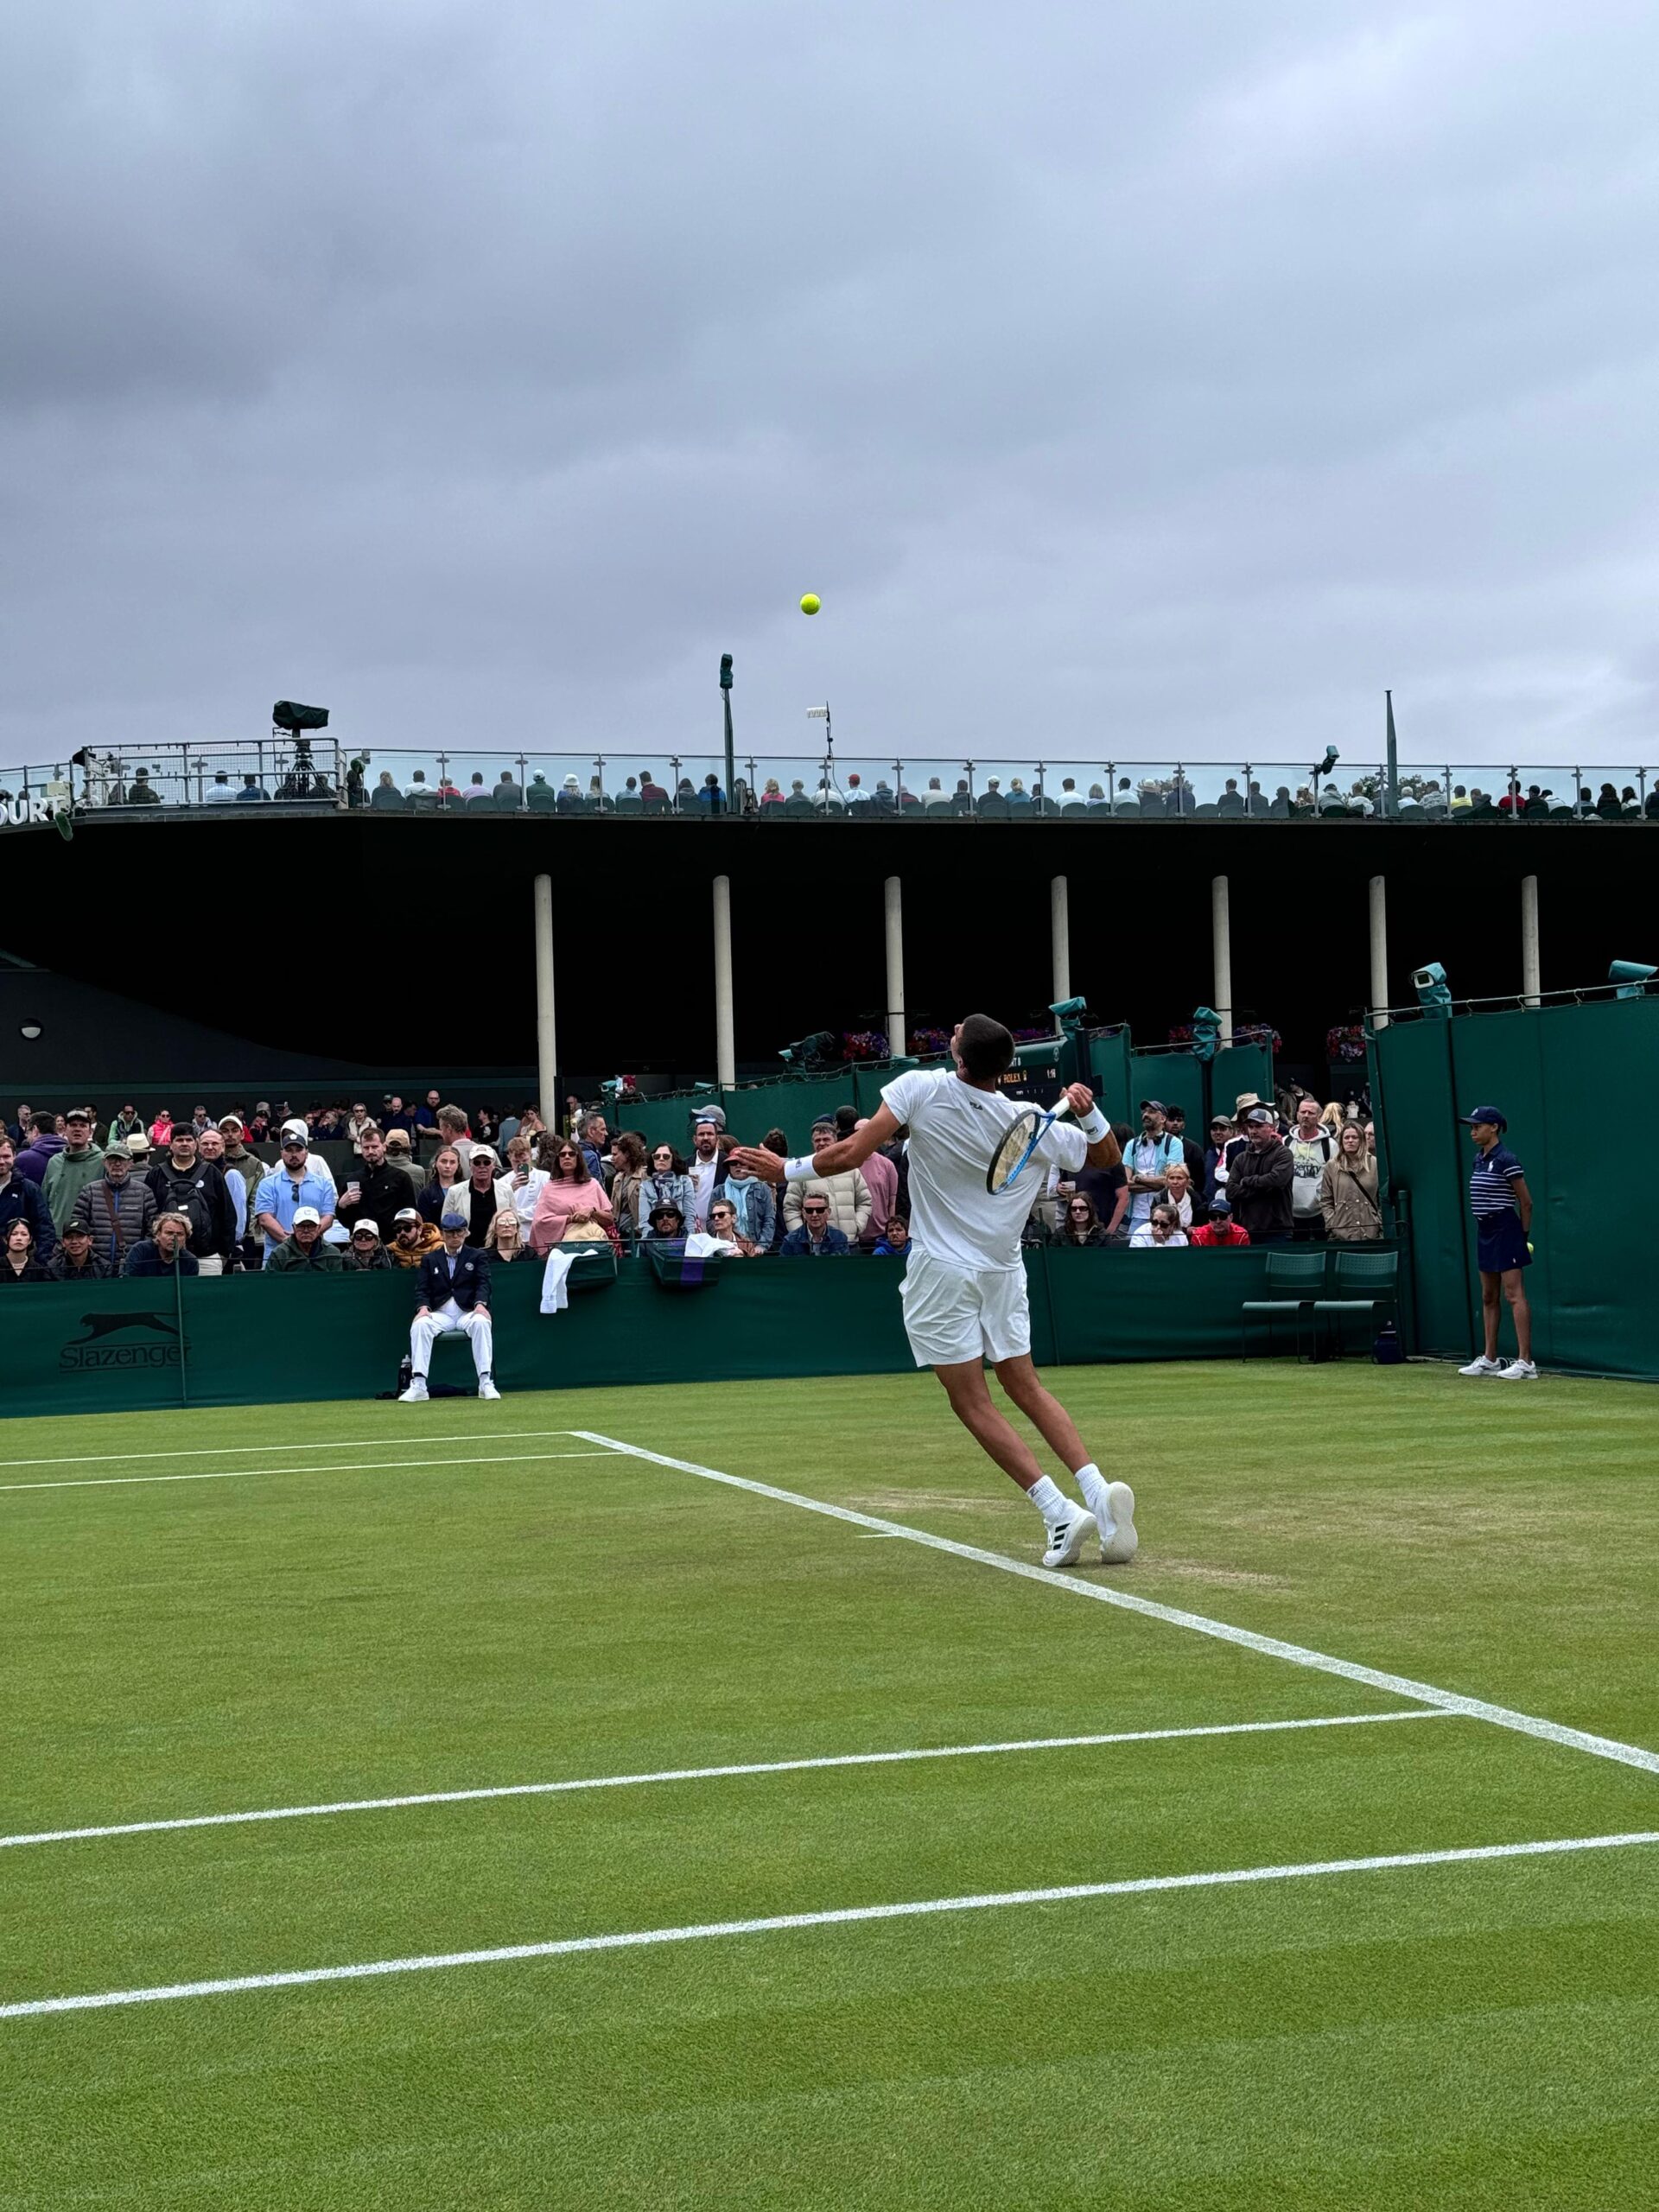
1050,875,1071,1008
884,875,906,1056
533,874,557,1112
713,874,735,1088
1522,875,1541,1007
1211,875,1232,1046
1369,874,1389,1030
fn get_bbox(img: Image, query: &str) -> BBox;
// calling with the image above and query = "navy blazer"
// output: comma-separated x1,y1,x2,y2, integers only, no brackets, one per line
415,1244,492,1312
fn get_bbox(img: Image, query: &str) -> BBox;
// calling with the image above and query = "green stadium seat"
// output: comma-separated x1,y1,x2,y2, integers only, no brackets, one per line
1240,1249,1326,1360
1312,1249,1399,1356
976,791,1009,819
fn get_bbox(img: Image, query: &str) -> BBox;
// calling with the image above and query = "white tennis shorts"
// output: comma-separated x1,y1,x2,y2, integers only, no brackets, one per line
899,1253,1032,1369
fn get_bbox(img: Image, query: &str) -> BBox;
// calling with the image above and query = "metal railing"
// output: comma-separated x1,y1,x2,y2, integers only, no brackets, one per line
3,743,1656,823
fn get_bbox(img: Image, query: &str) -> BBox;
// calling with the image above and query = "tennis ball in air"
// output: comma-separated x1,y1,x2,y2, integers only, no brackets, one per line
799,593,821,616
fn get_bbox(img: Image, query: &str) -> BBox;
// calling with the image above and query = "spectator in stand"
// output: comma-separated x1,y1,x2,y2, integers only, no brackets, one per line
414,1091,444,1150
870,1213,910,1257
340,1220,391,1270
72,1145,152,1269
277,1116,338,1205
1364,1121,1377,1157
1122,1101,1182,1233
1285,1096,1337,1240
685,1115,726,1230
337,1126,418,1243
1129,1204,1187,1249
146,1122,236,1274
528,1139,614,1254
123,1211,200,1277
387,1207,442,1268
1204,1115,1234,1203
268,1206,344,1274
16,1112,65,1187
1161,1159,1204,1231
706,1197,762,1255
41,1108,105,1231
578,1112,612,1185
721,1148,777,1253
457,1145,504,1247
780,1193,851,1255
47,1217,110,1281
642,1198,686,1243
1320,1122,1382,1242
105,1103,143,1151
148,1108,175,1149
639,769,668,803
435,1104,474,1174
4,1104,28,1144
1,1218,50,1281
1161,1105,1206,1192
486,1210,532,1262
346,1103,374,1153
1191,1194,1250,1247
382,1128,417,1179
217,1116,265,1243
640,1143,696,1230
256,1133,337,1267
758,1128,791,1249
1072,1128,1129,1242
417,1144,467,1225
401,1219,499,1401
381,1095,418,1139
474,1108,499,1149
194,1126,248,1249
853,1116,898,1248
1052,1193,1112,1248
1222,1093,1272,1186
494,1135,550,1233
783,1117,872,1243
1227,1109,1294,1243
603,1134,647,1241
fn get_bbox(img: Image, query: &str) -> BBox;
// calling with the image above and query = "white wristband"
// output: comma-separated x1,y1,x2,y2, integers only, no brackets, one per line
783,1154,816,1180
1076,1106,1109,1141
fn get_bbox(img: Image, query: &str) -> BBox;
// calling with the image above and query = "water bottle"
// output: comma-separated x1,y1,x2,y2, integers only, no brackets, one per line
1372,1322,1403,1366
397,1352,413,1395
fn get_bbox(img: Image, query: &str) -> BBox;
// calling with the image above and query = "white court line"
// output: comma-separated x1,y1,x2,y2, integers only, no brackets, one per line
570,1433,1659,1780
0,1452,611,1495
0,1709,1450,1853
5,1827,1655,2020
0,1429,583,1473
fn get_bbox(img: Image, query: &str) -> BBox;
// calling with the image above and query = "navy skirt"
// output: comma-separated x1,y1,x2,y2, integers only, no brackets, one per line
1476,1216,1530,1274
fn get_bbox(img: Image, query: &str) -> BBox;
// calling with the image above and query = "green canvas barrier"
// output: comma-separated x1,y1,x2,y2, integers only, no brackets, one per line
1369,995,1659,1378
0,1247,1327,1421
1088,1030,1133,1124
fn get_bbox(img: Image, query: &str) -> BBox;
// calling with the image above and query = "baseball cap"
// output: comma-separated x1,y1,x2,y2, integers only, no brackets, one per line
1138,1098,1166,1114
1245,1107,1275,1127
384,1126,411,1147
60,1217,92,1236
1208,1194,1233,1215
65,1106,92,1124
291,1206,321,1227
1458,1105,1508,1130
218,1113,243,1132
281,1118,308,1141
351,1219,379,1239
393,1206,421,1224
471,1146,499,1167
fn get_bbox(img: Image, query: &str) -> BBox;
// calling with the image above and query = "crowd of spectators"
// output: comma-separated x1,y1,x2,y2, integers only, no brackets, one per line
0,1081,1384,1288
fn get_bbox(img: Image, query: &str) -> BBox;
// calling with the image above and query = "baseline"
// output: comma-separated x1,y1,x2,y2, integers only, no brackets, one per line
6,1827,1656,2021
0,1708,1449,1853
0,1451,612,1496
571,1433,1659,1780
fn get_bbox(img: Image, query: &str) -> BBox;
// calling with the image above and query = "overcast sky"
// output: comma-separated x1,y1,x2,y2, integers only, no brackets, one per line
3,1,1656,780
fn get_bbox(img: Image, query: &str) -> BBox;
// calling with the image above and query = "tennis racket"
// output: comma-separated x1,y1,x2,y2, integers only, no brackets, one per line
986,1103,1075,1193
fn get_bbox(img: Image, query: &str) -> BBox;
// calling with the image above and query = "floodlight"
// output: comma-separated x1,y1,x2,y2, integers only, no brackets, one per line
1412,962,1452,1020
1609,959,1656,1000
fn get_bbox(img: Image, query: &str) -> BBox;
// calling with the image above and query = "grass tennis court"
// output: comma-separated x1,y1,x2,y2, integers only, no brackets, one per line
3,1363,1656,2209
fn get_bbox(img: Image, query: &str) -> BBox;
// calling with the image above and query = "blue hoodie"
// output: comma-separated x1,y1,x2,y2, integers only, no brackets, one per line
15,1131,64,1186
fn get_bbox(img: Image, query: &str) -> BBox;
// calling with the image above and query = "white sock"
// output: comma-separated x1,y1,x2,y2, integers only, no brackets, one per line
1073,1460,1108,1512
1028,1474,1069,1522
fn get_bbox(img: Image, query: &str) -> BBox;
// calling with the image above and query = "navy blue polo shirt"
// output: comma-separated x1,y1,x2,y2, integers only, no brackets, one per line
1470,1143,1523,1222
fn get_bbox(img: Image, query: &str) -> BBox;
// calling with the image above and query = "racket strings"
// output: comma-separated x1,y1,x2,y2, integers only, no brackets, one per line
988,1110,1043,1192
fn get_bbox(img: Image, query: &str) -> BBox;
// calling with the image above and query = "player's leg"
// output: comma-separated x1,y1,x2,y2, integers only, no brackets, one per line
993,1351,1138,1565
932,1360,1096,1567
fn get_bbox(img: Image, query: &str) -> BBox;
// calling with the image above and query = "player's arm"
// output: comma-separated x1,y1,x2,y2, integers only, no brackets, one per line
1062,1083,1121,1170
730,1104,904,1186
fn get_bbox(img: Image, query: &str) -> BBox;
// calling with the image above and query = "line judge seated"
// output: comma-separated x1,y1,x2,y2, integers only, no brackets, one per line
400,1213,500,1402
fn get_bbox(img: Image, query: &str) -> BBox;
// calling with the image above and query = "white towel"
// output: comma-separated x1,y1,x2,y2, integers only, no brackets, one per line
539,1249,576,1314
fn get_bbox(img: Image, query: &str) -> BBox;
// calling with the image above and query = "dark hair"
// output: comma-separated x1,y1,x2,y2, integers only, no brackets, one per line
761,1128,788,1156
833,1104,859,1138
553,1138,591,1184
613,1132,646,1173
716,1131,736,1159
649,1141,685,1173
956,1013,1015,1081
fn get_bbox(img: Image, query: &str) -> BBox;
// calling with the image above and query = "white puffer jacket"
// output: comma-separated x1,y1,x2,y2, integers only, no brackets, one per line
783,1167,872,1242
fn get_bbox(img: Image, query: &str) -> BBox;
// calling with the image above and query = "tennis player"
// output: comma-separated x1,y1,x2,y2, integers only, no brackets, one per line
730,1013,1137,1568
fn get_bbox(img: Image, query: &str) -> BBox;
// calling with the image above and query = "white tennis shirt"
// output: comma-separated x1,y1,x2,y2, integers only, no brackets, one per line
881,1067,1087,1274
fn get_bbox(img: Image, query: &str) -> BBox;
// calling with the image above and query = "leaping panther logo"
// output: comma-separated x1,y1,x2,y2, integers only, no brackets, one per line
66,1311,181,1347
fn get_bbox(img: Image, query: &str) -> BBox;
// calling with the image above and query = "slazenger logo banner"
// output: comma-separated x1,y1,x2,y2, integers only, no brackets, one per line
58,1309,182,1372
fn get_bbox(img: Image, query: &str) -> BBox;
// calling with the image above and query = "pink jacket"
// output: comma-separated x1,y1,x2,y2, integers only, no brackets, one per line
528,1174,613,1255
858,1147,899,1243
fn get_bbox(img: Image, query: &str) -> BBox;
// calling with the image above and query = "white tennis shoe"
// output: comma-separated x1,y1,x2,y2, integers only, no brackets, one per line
1097,1482,1138,1565
1497,1359,1538,1381
1041,1505,1096,1569
397,1378,429,1403
1459,1356,1503,1376
478,1377,502,1401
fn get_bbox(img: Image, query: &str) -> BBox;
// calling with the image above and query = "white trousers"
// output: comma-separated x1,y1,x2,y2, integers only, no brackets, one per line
410,1299,493,1379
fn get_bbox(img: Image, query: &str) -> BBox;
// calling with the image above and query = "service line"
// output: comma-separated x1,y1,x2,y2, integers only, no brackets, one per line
0,1708,1450,1853
5,1827,1655,2020
0,1429,585,1473
0,1451,612,1495
570,1433,1659,1780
